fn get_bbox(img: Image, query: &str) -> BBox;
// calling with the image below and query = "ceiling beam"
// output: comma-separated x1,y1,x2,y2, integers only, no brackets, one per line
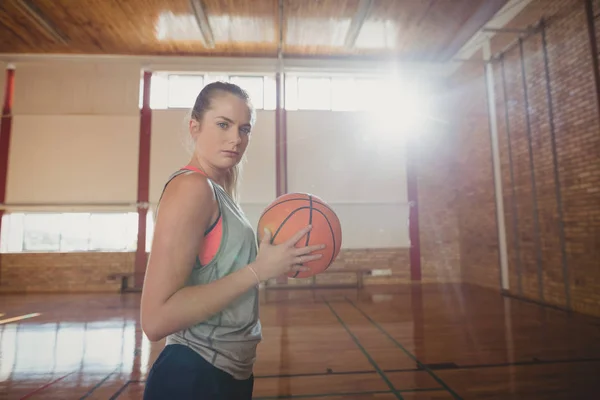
445,0,534,75
278,0,284,61
439,0,508,61
482,27,536,34
189,0,215,48
13,0,69,45
344,0,374,49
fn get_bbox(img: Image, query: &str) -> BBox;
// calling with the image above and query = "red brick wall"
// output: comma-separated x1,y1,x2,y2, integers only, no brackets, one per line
0,248,412,292
0,252,134,292
413,120,462,284
449,0,600,317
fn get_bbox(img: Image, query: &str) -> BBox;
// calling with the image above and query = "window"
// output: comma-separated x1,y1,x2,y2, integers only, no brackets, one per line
167,74,204,109
285,76,299,111
139,74,169,109
263,76,277,110
331,78,357,111
137,71,408,112
0,212,138,253
140,73,279,111
22,214,61,252
230,76,264,109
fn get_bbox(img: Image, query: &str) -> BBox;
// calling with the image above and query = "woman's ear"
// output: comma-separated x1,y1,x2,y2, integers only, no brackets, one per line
189,119,199,133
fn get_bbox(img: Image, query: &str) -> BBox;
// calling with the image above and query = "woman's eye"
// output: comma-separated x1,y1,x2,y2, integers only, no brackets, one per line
218,122,228,129
241,127,251,135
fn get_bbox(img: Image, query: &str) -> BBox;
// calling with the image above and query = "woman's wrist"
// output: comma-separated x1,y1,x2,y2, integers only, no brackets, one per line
247,264,261,285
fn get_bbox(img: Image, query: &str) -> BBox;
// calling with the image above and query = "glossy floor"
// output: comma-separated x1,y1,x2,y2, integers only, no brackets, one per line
1,284,599,399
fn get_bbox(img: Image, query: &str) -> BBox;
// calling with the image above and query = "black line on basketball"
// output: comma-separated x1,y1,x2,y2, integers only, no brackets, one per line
271,206,310,243
259,196,337,220
260,197,311,216
270,206,337,275
292,196,315,278
312,208,337,267
305,195,313,246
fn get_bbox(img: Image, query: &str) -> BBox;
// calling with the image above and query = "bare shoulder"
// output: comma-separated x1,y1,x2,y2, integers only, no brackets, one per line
158,172,216,216
149,171,218,271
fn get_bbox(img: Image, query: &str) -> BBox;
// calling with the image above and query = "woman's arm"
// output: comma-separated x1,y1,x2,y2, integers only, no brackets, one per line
140,173,258,342
140,172,326,342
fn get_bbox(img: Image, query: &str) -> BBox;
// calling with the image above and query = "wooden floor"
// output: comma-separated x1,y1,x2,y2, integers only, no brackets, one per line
1,283,599,399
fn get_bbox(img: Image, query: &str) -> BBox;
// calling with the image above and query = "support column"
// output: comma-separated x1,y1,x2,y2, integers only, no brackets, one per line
275,73,288,197
0,65,15,285
483,41,510,291
134,70,152,289
406,142,421,281
274,72,288,284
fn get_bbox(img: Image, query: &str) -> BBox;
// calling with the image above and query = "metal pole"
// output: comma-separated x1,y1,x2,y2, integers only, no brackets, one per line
500,54,523,296
540,20,571,311
518,38,544,302
483,40,510,291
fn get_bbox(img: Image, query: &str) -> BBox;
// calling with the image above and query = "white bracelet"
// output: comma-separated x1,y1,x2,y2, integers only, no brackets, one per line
248,265,261,285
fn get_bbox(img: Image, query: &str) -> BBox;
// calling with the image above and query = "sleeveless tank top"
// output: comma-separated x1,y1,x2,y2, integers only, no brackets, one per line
160,166,262,380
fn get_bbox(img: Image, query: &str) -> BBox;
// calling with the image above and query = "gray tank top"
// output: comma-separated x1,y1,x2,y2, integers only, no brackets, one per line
160,167,262,380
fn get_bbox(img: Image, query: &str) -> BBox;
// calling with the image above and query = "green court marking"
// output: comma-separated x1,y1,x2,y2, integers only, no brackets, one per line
252,387,445,399
323,299,404,400
345,297,463,400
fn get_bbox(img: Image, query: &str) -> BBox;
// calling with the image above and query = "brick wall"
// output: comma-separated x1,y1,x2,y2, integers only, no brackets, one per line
270,248,411,287
413,118,462,285
0,252,134,292
449,0,600,317
0,248,412,292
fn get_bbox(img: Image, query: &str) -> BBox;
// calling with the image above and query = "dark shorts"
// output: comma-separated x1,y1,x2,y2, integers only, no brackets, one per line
143,344,254,400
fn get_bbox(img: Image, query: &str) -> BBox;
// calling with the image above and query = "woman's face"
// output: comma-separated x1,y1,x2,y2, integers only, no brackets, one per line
190,92,252,171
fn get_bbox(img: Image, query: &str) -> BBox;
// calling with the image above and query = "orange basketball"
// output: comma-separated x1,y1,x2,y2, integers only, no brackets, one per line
257,193,342,278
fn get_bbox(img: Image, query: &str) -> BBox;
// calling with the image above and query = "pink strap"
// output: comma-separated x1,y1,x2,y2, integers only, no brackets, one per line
180,165,208,177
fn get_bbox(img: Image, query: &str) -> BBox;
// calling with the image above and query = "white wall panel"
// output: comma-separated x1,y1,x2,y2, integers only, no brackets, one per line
6,115,139,204
286,110,410,248
13,62,140,116
286,111,408,203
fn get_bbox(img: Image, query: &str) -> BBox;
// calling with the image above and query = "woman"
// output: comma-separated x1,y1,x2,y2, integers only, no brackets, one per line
141,81,324,399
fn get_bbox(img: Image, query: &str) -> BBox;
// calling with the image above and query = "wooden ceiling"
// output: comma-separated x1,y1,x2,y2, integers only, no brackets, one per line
0,0,509,62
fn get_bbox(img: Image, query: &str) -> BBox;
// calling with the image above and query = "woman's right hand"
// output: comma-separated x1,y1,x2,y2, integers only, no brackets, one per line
252,225,325,281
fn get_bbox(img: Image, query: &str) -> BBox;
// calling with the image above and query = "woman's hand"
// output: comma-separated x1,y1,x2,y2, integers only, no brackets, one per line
252,225,325,281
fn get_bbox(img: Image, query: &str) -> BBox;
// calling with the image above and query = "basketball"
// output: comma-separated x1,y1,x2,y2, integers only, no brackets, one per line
257,193,342,278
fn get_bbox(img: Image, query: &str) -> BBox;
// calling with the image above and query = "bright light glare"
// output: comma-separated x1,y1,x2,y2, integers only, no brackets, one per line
365,79,433,144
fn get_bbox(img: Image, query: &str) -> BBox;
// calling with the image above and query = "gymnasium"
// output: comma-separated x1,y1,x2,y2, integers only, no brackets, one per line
0,0,599,398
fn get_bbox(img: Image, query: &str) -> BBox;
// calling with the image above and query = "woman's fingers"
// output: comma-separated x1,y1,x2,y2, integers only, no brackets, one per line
290,265,311,273
284,225,313,247
293,244,326,256
294,253,323,264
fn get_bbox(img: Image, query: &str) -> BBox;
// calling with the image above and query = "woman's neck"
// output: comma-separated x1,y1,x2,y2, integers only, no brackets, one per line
190,158,226,187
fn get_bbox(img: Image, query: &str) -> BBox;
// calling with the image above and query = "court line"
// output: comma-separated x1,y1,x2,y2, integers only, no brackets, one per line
323,299,404,400
345,297,464,400
122,356,600,385
20,371,75,399
79,367,121,399
118,383,444,400
252,388,445,399
255,368,418,378
109,380,132,400
0,313,41,325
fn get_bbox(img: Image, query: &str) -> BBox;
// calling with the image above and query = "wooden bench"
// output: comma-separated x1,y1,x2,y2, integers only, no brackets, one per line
106,272,137,292
264,264,374,290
